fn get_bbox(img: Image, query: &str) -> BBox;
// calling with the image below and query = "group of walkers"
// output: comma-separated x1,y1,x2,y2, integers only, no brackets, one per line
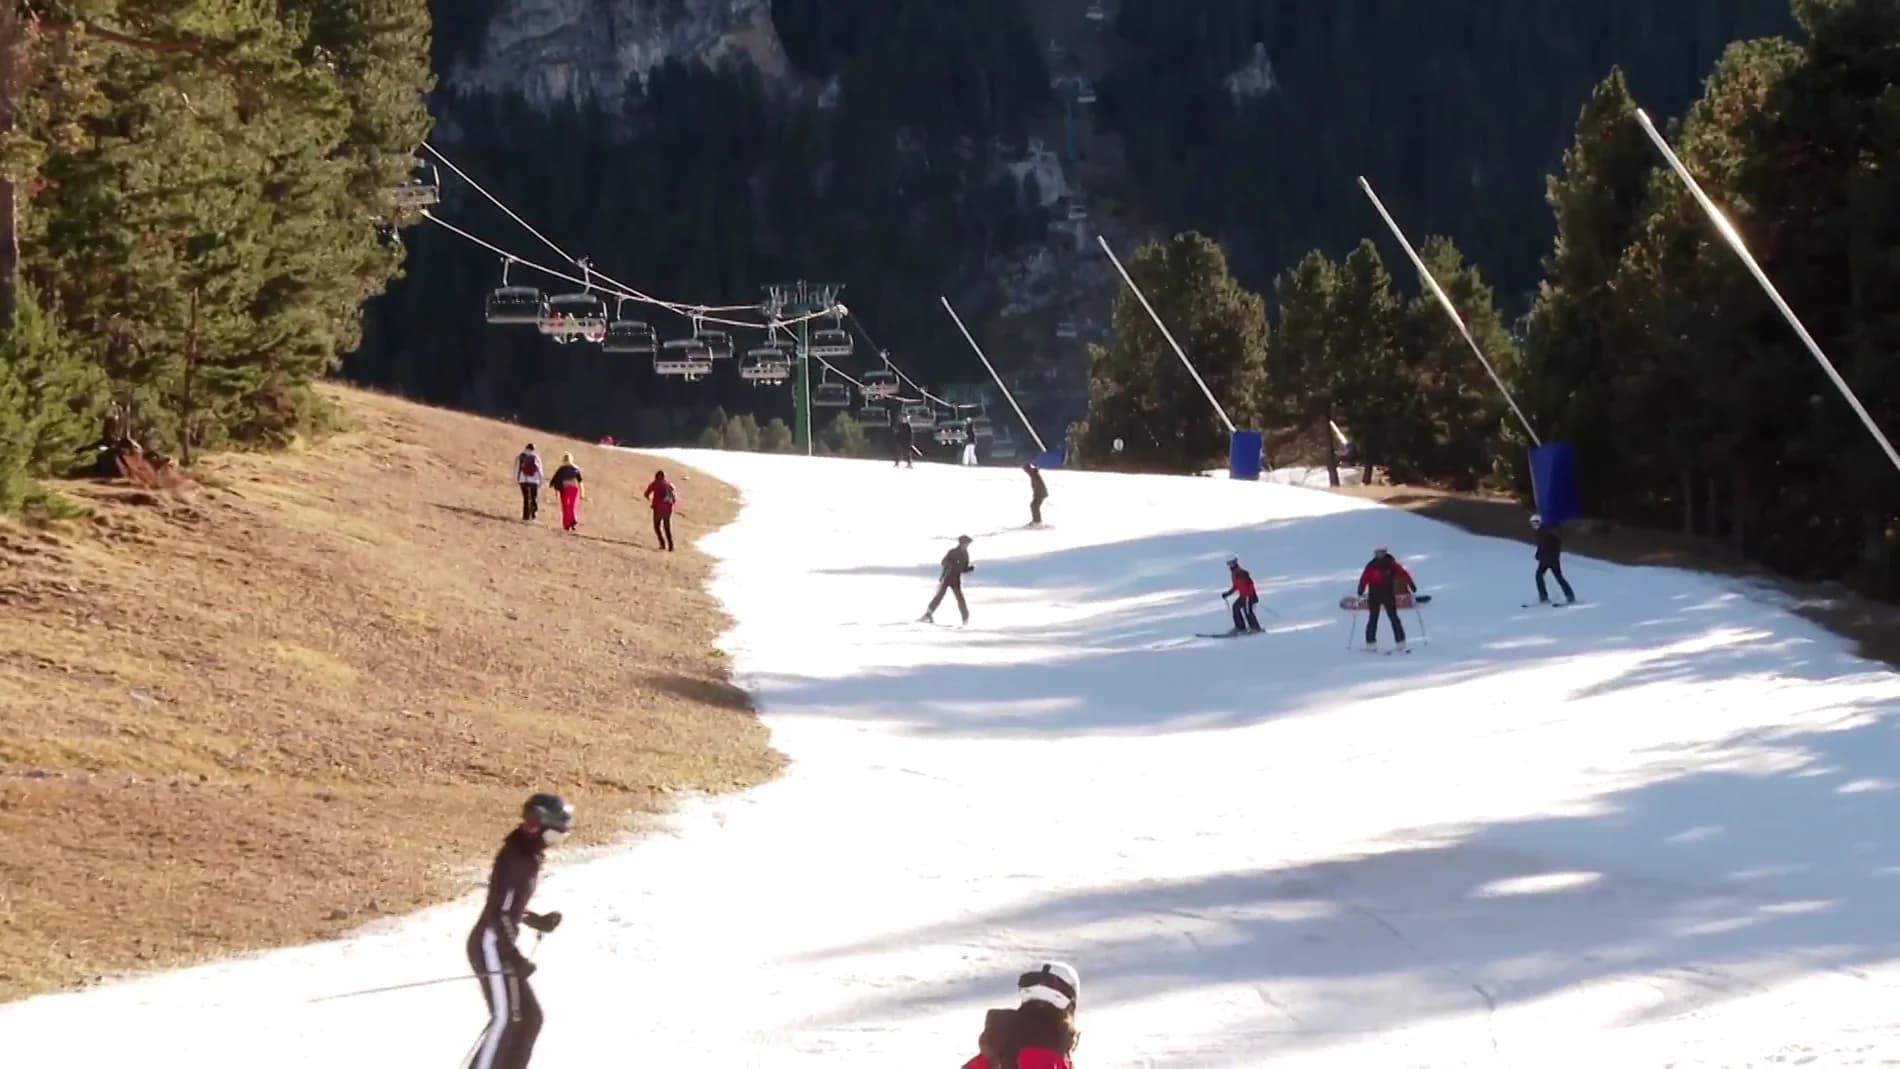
512,443,678,551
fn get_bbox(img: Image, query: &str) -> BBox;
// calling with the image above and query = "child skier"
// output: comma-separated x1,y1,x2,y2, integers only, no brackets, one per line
922,535,975,625
961,962,1081,1069
1530,514,1576,604
1222,556,1263,633
1357,546,1417,647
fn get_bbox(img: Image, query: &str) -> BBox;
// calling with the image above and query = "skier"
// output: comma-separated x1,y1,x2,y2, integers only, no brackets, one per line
1357,546,1417,648
514,444,543,521
922,534,975,625
1530,514,1576,604
894,416,915,468
644,469,677,551
465,792,572,1069
547,452,584,532
1222,555,1263,633
1024,461,1048,526
961,962,1081,1069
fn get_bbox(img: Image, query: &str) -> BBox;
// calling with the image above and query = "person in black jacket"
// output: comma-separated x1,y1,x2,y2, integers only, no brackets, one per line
548,453,584,532
465,793,572,1069
894,416,916,468
1357,547,1417,647
1024,462,1048,526
1530,514,1576,604
922,535,975,625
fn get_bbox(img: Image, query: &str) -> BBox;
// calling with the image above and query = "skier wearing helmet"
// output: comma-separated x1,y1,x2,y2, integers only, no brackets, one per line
465,793,572,1069
1357,546,1417,648
1530,514,1576,604
1221,555,1263,633
922,535,975,625
963,961,1082,1069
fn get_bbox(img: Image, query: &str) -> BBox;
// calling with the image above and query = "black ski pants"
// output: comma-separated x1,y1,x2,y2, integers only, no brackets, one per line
653,509,674,551
519,483,538,521
1231,593,1261,632
928,575,968,622
466,927,543,1069
1365,591,1406,644
1536,561,1574,602
1030,491,1046,525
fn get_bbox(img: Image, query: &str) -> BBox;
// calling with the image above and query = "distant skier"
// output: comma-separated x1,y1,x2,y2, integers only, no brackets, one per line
1222,555,1263,633
961,962,1081,1069
961,420,979,467
1530,514,1576,604
1357,546,1417,647
465,793,572,1069
644,469,677,551
515,443,544,521
922,534,975,625
1024,462,1048,526
894,416,915,468
548,452,584,531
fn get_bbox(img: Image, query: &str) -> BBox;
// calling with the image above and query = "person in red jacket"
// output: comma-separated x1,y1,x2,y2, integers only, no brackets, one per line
1222,555,1262,633
643,469,677,551
1357,546,1417,647
962,962,1080,1069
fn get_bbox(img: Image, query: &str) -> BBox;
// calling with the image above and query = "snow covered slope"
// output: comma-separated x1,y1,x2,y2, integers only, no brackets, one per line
5,454,1898,1067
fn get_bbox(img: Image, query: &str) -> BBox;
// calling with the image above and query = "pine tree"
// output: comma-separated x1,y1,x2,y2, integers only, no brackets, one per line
1395,236,1516,487
1324,240,1400,484
1267,249,1345,485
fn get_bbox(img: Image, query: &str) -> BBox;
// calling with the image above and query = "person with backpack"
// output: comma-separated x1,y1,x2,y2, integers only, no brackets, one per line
921,534,975,625
961,962,1081,1069
465,792,572,1069
643,469,677,551
515,444,544,521
547,452,584,532
1530,513,1576,604
1222,555,1263,633
1024,462,1048,526
1357,546,1417,648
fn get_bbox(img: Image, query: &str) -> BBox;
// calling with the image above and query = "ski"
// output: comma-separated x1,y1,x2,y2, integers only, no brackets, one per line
1194,630,1266,639
1521,601,1582,608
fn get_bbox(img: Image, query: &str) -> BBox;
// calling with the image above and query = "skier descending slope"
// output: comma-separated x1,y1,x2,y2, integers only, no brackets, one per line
962,962,1081,1069
1023,461,1048,526
1530,513,1577,605
465,793,572,1069
921,535,975,625
1221,555,1264,634
1358,546,1417,649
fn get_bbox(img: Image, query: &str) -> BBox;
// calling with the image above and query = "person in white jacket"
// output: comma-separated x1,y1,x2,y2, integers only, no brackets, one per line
514,443,544,521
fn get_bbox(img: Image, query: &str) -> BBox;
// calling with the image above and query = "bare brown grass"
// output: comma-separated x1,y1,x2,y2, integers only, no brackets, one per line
0,385,782,1001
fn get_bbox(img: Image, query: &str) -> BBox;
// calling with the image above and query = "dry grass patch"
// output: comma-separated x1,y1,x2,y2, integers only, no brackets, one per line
0,385,782,1001
1337,482,1900,668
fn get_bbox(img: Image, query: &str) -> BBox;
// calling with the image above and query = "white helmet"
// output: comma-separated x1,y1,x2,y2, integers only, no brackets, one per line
1018,961,1080,1012
1529,514,1543,529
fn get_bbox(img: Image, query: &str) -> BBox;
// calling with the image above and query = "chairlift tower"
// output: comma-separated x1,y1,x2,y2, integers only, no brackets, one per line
762,280,844,456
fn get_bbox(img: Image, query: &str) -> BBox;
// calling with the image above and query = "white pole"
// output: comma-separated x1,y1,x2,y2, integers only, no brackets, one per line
1357,176,1542,447
1094,234,1239,436
1633,108,1900,478
939,295,1049,455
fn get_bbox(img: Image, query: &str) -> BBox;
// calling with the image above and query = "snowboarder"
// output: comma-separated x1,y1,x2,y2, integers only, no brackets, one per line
1024,462,1048,526
961,962,1081,1069
548,452,584,531
894,416,916,468
922,534,975,625
1222,556,1263,633
465,793,572,1069
644,469,677,551
1530,514,1576,604
514,444,543,521
1357,546,1417,647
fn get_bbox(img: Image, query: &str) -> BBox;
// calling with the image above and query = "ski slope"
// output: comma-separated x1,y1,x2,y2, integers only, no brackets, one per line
6,454,1900,1067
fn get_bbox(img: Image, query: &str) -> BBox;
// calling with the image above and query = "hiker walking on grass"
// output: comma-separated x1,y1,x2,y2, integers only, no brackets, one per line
465,793,571,1069
548,453,584,532
1024,462,1048,526
515,444,544,521
921,534,975,625
643,469,677,551
1357,546,1417,647
1530,514,1576,604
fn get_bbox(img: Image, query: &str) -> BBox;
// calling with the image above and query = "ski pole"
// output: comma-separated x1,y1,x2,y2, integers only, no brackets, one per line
308,974,483,1002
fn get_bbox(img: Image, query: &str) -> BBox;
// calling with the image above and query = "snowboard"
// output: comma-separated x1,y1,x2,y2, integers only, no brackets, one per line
1338,593,1432,611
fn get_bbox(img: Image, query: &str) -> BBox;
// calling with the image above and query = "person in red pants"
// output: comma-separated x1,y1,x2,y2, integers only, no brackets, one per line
548,452,584,531
643,469,677,551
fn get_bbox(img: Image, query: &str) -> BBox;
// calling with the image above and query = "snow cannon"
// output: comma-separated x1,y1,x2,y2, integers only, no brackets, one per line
1529,443,1581,527
1228,429,1264,481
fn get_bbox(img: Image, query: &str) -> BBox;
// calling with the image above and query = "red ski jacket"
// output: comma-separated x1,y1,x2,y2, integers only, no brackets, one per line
1358,557,1416,597
644,477,676,513
963,1050,1072,1069
1226,566,1257,599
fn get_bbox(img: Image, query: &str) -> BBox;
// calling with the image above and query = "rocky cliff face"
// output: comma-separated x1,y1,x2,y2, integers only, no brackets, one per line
446,0,797,106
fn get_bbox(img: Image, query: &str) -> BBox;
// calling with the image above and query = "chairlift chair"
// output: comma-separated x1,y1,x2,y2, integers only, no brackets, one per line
388,160,440,210
899,402,936,428
860,369,900,400
856,403,891,428
1085,1,1107,20
935,424,969,446
695,327,735,360
812,382,851,408
1056,318,1079,339
601,300,658,354
1076,83,1097,105
1066,200,1088,222
970,416,995,440
655,337,713,377
738,347,792,385
539,293,608,344
808,327,853,359
486,286,545,326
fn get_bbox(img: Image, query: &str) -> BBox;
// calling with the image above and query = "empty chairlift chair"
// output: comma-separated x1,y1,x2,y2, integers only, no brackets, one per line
387,159,440,210
485,260,545,325
969,416,995,441
601,318,657,355
857,400,891,427
655,337,713,379
899,402,936,428
738,345,792,385
695,327,734,360
860,369,900,400
808,326,854,359
812,381,851,408
539,293,608,344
